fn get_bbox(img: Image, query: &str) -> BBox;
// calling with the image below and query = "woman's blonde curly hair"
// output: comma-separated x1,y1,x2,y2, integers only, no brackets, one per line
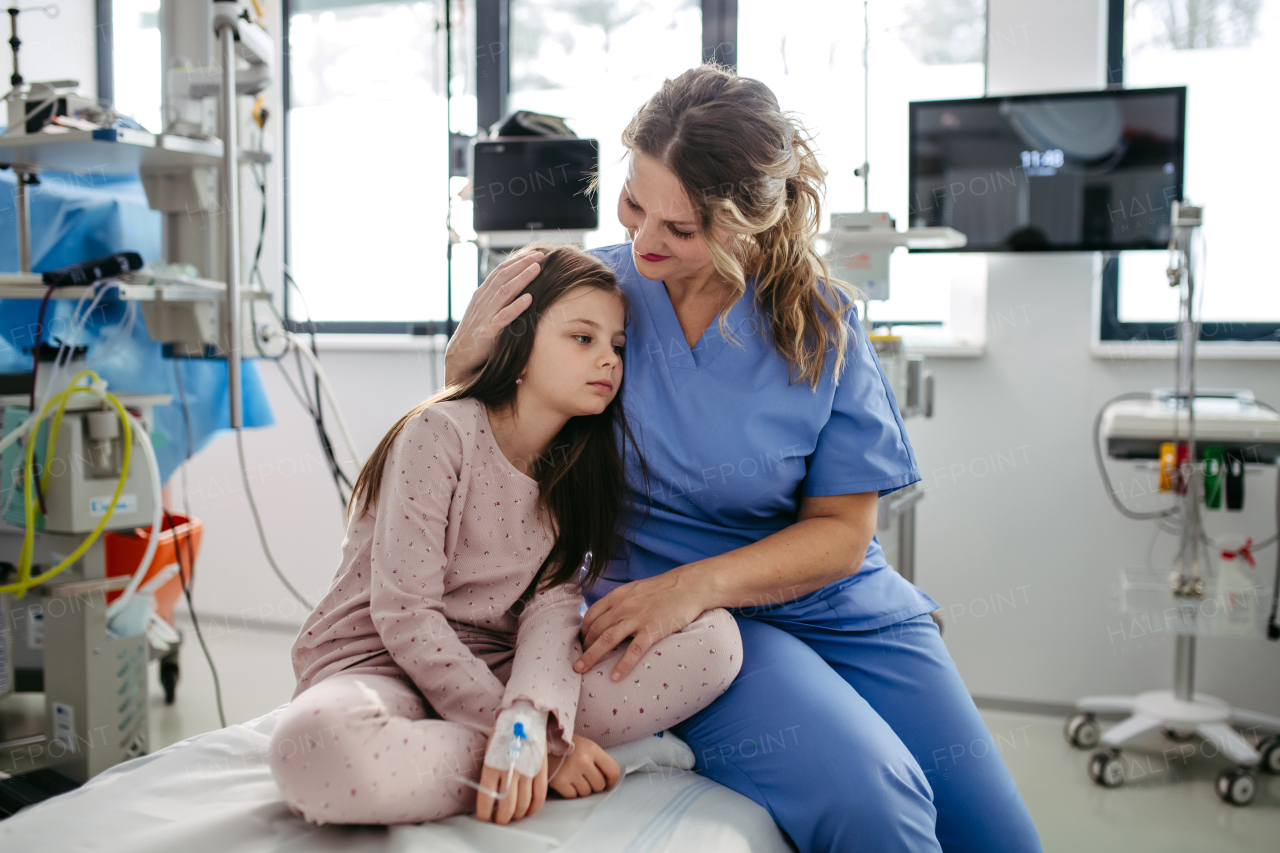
600,63,859,388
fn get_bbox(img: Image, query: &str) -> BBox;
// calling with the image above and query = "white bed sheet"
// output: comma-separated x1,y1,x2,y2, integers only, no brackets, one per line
0,706,792,853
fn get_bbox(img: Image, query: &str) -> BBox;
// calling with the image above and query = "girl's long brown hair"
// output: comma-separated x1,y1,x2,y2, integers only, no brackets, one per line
347,243,648,593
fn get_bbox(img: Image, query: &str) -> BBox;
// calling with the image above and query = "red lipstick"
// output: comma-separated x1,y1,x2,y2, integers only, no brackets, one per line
639,252,670,263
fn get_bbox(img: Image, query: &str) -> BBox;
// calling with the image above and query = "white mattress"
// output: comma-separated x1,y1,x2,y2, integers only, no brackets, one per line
0,706,791,853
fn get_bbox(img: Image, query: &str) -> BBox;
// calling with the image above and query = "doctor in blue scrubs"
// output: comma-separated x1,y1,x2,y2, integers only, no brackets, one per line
446,66,1041,853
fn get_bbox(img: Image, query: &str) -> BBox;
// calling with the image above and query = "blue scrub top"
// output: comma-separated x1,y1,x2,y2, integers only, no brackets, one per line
587,243,937,631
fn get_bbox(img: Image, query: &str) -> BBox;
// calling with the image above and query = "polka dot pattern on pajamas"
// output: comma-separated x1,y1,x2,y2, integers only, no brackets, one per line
273,398,742,825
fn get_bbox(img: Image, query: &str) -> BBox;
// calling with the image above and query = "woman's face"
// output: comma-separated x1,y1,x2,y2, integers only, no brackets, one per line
617,151,722,283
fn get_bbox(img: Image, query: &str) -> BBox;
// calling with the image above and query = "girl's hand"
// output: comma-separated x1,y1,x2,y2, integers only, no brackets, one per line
443,251,543,386
574,568,710,680
474,742,549,825
549,735,621,799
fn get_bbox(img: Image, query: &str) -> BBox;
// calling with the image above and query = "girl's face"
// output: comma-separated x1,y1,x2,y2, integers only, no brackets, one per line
518,285,626,418
617,151,720,282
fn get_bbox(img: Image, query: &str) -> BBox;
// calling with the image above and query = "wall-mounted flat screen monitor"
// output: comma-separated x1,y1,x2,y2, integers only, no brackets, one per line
472,138,599,232
909,87,1185,252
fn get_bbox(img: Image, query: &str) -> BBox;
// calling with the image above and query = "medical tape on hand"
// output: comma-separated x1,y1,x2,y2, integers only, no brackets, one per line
485,701,547,777
447,700,551,801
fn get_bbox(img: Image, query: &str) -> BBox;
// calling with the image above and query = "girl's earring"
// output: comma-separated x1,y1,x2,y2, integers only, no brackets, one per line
516,378,522,385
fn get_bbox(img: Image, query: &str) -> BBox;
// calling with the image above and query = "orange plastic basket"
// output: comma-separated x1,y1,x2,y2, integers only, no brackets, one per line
104,514,203,625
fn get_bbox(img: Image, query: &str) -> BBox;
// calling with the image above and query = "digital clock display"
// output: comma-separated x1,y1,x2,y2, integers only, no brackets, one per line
1020,148,1064,175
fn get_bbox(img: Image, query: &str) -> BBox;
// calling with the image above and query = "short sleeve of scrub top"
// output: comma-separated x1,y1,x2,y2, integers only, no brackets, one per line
587,243,938,631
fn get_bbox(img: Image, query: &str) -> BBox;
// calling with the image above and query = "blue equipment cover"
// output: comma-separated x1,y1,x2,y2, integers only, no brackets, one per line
0,169,275,486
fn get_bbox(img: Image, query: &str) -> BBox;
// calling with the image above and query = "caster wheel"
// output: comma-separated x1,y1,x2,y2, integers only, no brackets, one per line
1163,728,1196,742
1258,737,1280,775
1065,714,1101,749
160,661,180,705
1216,768,1256,806
1089,751,1125,788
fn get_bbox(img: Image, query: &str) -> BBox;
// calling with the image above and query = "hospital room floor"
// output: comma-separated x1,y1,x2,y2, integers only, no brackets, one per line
5,620,1279,850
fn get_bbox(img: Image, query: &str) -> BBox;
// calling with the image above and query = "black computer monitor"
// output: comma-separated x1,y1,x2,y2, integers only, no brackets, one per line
472,138,600,232
909,87,1185,252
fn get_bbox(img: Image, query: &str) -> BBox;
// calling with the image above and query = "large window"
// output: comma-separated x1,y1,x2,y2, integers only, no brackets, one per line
112,0,162,132
281,0,987,339
1105,0,1280,341
284,0,475,328
506,0,703,250
738,0,988,348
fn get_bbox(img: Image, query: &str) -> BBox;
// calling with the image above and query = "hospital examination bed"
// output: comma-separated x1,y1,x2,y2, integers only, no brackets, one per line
0,705,792,852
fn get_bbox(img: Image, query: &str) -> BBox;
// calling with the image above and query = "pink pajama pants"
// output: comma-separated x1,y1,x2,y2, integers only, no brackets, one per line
270,609,741,825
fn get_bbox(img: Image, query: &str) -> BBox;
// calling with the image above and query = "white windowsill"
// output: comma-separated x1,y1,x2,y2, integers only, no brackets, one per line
904,342,986,358
306,334,448,354
1090,340,1280,361
303,332,990,359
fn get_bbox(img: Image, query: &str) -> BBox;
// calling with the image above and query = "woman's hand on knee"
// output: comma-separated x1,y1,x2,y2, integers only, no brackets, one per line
575,570,709,680
548,735,621,800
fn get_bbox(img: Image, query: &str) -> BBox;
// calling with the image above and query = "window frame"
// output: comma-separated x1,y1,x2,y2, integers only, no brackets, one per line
280,0,739,335
1097,0,1280,344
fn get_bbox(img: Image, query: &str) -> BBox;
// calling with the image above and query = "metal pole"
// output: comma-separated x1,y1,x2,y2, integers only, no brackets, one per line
1174,634,1195,701
215,5,242,428
1168,201,1204,704
1169,204,1202,597
898,502,916,584
15,168,30,272
445,0,453,336
860,0,870,211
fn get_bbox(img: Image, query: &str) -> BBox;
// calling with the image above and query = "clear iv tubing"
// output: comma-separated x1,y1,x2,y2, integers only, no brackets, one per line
449,722,564,802
41,280,110,410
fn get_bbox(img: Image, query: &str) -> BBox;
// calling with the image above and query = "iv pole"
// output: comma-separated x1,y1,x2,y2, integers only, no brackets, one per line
854,0,869,213
1071,201,1280,806
214,0,244,428
1168,200,1205,702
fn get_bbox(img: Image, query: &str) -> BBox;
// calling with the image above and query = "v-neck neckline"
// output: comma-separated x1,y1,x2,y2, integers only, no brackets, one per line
641,277,748,390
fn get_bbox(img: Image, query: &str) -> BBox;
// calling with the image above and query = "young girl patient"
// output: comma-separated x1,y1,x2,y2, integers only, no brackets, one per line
270,245,741,827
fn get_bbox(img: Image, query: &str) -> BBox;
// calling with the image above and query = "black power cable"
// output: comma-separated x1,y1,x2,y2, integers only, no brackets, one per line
234,427,314,610
282,268,355,508
172,362,227,727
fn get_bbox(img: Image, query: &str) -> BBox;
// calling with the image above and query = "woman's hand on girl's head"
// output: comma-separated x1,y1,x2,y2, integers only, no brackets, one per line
444,251,543,386
574,568,710,681
474,746,549,825
549,735,621,799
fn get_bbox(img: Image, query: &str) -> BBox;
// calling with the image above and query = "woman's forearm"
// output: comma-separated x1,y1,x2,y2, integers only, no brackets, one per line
442,341,468,388
443,354,459,388
575,493,879,679
680,503,876,613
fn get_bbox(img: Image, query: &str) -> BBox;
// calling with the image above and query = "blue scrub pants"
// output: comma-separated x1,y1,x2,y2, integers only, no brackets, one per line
671,584,1043,852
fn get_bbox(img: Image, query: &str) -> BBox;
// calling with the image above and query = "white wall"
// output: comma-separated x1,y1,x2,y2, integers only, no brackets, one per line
179,0,1280,716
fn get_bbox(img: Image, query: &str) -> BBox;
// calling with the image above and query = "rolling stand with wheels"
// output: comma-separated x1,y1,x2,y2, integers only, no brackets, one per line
1069,202,1280,806
1066,632,1280,805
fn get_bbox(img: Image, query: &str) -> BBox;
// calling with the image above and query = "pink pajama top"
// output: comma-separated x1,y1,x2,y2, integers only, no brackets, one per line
290,397,583,753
